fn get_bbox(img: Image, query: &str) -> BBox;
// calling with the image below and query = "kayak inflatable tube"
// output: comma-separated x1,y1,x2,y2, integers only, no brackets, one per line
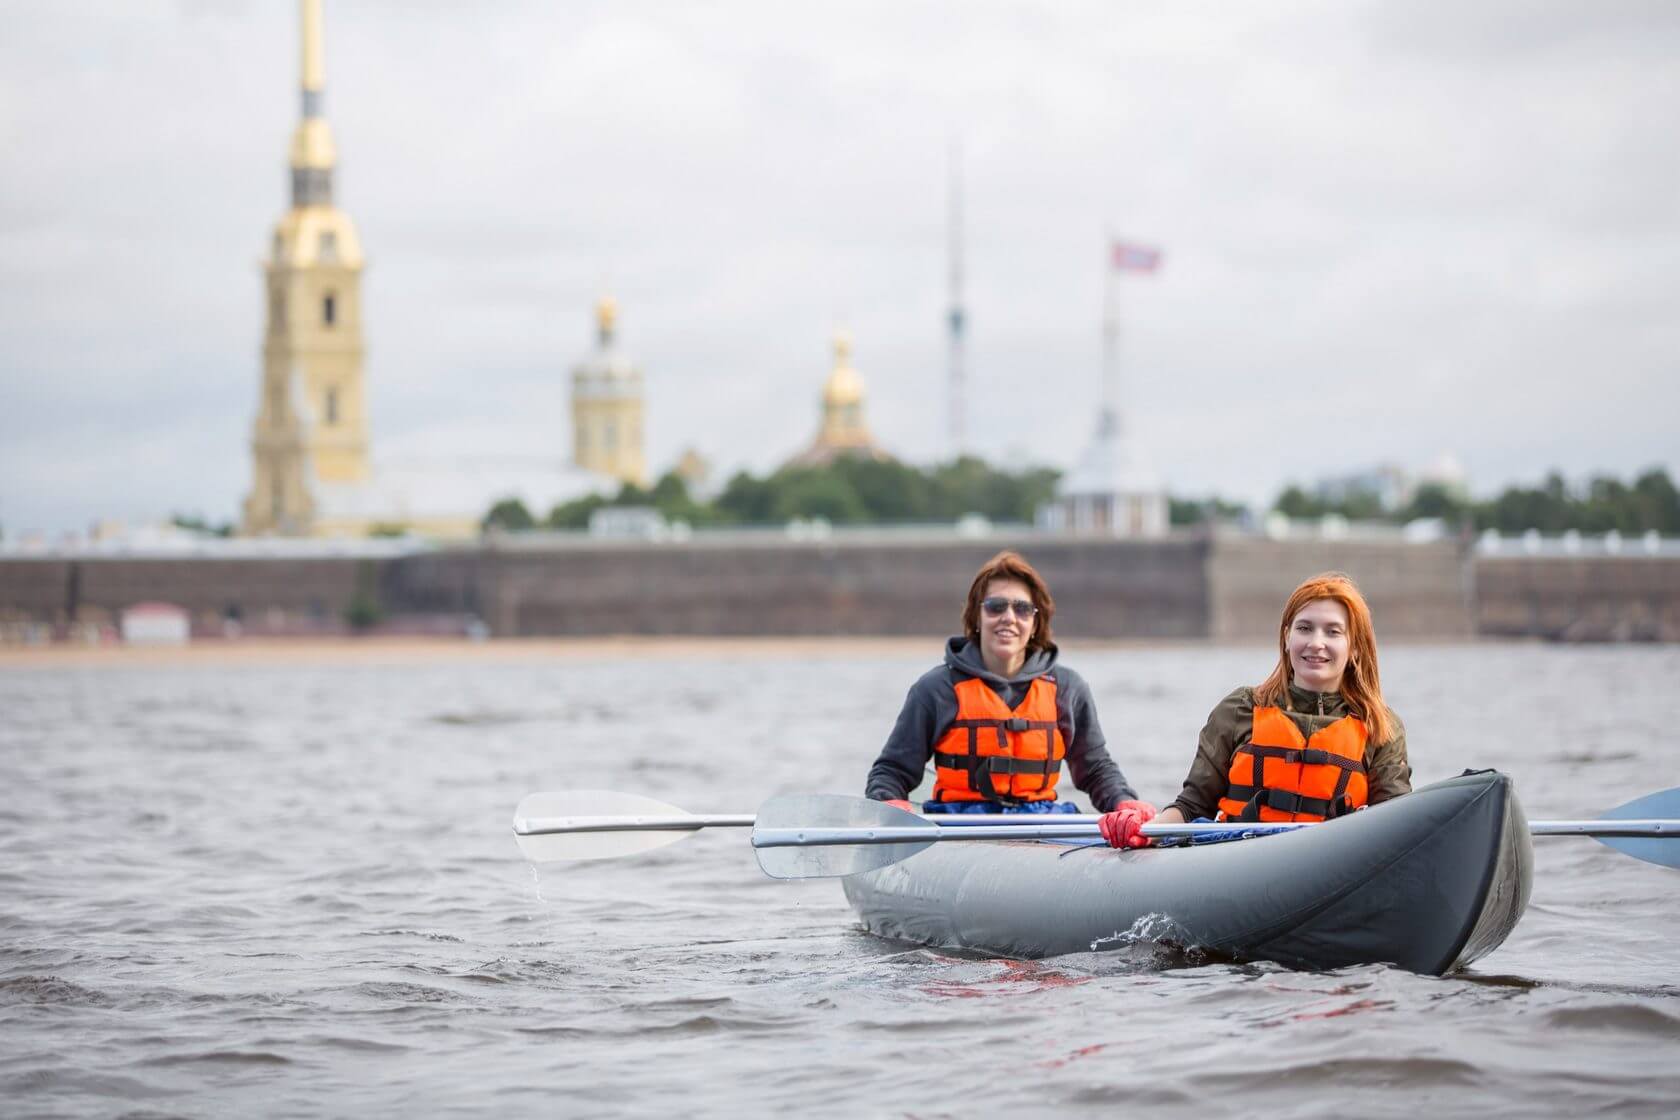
842,770,1533,975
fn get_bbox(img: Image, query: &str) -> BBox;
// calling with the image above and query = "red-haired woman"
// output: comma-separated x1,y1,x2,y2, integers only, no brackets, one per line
1099,570,1412,847
866,550,1150,820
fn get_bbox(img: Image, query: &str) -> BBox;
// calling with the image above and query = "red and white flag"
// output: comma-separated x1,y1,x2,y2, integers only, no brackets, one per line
1110,240,1162,272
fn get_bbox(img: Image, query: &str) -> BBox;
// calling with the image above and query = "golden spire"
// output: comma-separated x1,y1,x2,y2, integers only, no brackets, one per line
301,0,325,95
288,0,337,203
597,295,618,344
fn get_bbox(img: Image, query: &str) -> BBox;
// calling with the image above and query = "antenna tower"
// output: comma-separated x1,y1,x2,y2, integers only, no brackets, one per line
947,139,966,459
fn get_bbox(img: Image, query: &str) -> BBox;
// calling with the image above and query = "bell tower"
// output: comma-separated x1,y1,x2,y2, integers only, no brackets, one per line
570,297,647,488
243,0,370,535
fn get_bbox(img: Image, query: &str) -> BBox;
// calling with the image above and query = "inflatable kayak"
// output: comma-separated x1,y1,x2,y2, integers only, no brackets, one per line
842,770,1532,975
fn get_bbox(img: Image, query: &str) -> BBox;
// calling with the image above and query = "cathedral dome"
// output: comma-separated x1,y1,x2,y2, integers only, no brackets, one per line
822,332,865,407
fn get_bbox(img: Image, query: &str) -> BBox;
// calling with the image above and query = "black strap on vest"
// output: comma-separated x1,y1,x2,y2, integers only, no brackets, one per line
1223,786,1354,822
932,750,1062,803
1224,742,1365,821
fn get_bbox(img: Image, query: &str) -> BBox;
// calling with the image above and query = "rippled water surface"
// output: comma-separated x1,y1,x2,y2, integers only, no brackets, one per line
4,642,1680,1118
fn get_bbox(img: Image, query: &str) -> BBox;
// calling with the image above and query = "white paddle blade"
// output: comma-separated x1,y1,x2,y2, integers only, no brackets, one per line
513,789,700,864
1597,787,1680,870
752,794,935,879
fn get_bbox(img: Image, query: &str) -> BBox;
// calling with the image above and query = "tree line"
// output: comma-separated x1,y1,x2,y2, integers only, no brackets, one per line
469,462,1678,536
1273,467,1680,535
484,456,1061,532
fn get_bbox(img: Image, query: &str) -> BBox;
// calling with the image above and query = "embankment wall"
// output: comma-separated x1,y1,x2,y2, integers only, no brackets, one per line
4,535,1677,642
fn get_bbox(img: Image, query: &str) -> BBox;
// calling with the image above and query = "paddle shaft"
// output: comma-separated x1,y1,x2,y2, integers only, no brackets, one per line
518,814,1680,843
515,814,754,836
751,818,1680,849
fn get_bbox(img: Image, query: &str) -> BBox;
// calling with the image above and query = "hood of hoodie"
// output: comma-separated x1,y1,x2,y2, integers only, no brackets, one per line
944,636,1059,687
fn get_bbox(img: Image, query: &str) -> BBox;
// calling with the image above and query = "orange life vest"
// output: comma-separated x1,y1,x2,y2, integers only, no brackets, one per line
1217,705,1369,822
930,676,1065,804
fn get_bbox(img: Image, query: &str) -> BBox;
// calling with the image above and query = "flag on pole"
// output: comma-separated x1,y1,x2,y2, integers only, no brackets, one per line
1110,240,1162,272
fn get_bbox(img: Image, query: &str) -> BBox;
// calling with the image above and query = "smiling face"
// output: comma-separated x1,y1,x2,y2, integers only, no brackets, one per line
1286,597,1351,693
977,577,1037,677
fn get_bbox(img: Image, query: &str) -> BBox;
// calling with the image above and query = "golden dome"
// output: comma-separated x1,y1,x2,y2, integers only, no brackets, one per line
823,331,864,407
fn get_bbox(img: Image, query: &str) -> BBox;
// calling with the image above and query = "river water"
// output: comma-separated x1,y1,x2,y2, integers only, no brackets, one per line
3,641,1679,1118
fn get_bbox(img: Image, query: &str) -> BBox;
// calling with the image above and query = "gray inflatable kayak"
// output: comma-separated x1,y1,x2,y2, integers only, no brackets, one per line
842,770,1532,975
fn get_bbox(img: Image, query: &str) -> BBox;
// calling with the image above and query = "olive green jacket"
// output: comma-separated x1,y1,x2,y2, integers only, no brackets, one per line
1167,683,1412,821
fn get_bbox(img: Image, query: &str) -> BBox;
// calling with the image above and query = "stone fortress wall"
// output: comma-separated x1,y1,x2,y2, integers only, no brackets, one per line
6,533,1676,643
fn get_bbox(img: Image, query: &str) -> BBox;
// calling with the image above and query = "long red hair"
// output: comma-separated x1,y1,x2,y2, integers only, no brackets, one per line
1254,571,1397,745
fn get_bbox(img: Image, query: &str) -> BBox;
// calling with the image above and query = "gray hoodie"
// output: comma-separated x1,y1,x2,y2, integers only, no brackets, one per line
863,637,1137,812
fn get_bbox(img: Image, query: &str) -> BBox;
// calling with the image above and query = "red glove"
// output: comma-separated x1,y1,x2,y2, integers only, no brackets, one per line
1098,800,1158,849
883,799,914,812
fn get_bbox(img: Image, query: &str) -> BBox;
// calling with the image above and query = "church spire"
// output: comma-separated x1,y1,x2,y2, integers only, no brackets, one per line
289,0,336,207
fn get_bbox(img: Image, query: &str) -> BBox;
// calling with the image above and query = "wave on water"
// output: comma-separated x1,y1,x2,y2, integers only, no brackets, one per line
139,1050,294,1068
0,975,113,1007
5,646,1680,1118
1540,1002,1680,1034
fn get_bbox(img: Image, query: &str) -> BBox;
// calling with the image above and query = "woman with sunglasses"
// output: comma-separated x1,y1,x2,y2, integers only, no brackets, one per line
1098,570,1411,847
865,550,1153,826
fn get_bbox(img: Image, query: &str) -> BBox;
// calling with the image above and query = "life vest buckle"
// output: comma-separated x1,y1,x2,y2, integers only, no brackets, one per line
1003,717,1030,732
1263,790,1305,814
1295,748,1333,766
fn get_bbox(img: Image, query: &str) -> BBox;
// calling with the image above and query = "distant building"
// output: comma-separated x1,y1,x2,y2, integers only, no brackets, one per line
673,446,717,501
243,0,370,536
785,332,891,469
120,602,190,646
571,297,647,488
238,3,614,540
1312,454,1469,514
1417,452,1470,501
1313,463,1410,513
1039,408,1167,537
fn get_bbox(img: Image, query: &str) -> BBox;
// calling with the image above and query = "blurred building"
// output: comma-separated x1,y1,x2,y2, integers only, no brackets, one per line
785,332,891,468
239,2,614,539
1313,454,1469,514
243,0,369,536
571,296,647,488
673,446,717,501
1039,408,1168,537
1314,463,1410,513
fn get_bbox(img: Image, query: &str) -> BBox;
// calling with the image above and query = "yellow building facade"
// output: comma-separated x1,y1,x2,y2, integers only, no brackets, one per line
571,297,647,488
243,0,370,535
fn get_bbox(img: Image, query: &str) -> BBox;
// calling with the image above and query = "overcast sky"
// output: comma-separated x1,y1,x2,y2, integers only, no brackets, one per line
2,1,1675,536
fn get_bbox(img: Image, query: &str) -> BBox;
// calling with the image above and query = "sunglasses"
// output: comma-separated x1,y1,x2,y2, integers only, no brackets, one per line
981,597,1038,619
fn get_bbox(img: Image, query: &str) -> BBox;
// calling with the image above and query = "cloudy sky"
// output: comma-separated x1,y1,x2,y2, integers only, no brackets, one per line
2,1,1675,536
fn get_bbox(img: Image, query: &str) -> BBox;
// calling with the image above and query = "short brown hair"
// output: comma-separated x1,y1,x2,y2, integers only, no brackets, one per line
961,550,1055,654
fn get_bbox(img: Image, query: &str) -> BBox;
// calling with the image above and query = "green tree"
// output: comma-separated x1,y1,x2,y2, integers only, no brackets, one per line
1401,482,1471,526
1170,495,1249,525
547,494,608,529
482,498,535,532
1273,485,1323,519
715,470,776,523
770,468,868,523
170,512,233,537
1633,468,1680,533
833,457,931,521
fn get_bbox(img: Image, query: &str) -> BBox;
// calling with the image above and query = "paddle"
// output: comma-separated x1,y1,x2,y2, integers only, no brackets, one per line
748,790,1680,879
512,788,1680,877
512,790,753,864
